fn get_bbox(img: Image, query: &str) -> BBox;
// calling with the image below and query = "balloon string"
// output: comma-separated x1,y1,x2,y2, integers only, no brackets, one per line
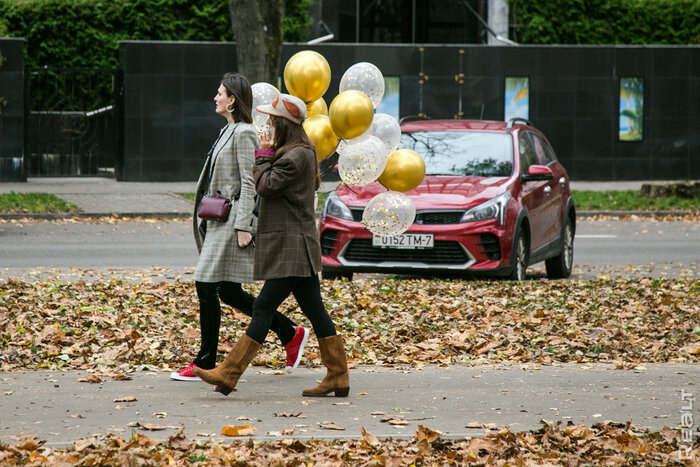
344,184,359,196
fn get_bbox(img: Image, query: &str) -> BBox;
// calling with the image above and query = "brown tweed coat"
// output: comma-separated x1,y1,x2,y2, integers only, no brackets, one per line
253,145,322,280
192,122,257,283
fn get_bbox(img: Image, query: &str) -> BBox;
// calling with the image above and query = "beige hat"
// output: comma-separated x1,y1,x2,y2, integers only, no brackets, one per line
256,93,307,124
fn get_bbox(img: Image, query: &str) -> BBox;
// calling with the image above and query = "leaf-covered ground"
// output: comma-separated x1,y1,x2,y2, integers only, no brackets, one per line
2,421,698,466
1,277,698,373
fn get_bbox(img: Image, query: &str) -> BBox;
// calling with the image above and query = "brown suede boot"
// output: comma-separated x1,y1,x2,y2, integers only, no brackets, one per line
302,334,350,397
194,334,260,396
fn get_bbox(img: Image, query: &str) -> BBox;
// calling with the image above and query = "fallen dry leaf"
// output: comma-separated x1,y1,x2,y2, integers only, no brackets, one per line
361,427,380,446
221,425,256,437
4,420,693,465
0,277,697,374
138,424,167,431
416,424,441,443
113,396,137,403
73,437,97,452
274,412,302,418
381,418,409,426
78,375,104,384
318,422,345,430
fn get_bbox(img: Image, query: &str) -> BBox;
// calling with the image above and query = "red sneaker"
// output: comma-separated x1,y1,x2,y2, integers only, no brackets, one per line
170,362,202,381
285,326,309,373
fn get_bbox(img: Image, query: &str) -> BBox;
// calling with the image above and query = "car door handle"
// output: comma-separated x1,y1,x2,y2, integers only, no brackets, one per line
544,186,552,194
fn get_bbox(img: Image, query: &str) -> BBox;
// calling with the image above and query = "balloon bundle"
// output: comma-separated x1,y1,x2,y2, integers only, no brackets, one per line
251,50,426,236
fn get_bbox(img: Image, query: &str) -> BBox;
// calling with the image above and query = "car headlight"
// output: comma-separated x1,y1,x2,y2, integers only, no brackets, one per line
461,192,511,226
322,191,354,221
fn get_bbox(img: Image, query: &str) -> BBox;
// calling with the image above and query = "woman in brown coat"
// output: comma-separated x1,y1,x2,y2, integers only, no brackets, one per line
171,75,308,382
195,93,350,398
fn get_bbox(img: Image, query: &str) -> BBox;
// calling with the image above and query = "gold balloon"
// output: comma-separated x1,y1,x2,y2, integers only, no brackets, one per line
378,149,426,192
283,50,331,103
328,90,374,140
303,114,340,162
306,97,328,116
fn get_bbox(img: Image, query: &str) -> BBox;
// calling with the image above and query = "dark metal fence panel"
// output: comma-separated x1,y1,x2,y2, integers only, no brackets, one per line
25,67,123,177
0,38,25,182
118,41,699,182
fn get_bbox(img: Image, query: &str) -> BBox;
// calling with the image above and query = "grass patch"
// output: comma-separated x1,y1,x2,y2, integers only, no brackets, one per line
178,192,196,202
572,190,699,211
0,192,79,214
316,191,329,209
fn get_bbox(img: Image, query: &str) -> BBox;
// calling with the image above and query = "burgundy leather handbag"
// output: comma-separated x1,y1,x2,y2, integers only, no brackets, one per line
197,127,236,222
198,195,231,222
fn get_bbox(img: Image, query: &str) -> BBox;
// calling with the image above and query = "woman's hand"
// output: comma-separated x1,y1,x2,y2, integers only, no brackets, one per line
258,128,274,149
237,230,253,248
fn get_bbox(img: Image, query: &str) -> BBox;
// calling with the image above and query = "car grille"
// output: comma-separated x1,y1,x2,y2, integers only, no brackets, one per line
350,209,464,225
342,239,468,264
478,233,501,260
320,229,338,256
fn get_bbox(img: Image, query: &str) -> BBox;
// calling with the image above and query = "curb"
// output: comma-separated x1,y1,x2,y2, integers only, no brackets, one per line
0,210,694,220
576,210,694,218
0,212,191,220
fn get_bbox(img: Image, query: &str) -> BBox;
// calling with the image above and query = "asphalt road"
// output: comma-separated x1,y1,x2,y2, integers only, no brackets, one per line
0,218,698,281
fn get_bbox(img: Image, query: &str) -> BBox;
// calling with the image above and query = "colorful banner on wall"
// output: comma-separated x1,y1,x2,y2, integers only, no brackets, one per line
505,77,529,121
619,77,644,141
376,76,400,120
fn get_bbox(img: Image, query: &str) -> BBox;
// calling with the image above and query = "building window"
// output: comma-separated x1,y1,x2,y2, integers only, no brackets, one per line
340,0,484,44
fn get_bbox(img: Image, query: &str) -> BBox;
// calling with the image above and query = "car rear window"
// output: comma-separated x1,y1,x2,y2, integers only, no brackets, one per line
400,131,513,177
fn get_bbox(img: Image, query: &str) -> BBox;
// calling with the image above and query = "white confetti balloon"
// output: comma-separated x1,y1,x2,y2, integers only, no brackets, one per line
339,62,385,108
337,135,388,186
362,191,416,236
251,82,279,133
366,113,401,157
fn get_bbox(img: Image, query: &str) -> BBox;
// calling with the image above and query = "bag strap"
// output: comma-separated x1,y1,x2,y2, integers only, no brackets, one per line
202,124,236,196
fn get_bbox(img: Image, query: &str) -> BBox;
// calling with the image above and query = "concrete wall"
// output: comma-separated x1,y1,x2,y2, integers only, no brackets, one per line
120,41,700,181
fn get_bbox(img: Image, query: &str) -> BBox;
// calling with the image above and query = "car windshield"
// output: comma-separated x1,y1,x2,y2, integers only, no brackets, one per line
400,131,513,177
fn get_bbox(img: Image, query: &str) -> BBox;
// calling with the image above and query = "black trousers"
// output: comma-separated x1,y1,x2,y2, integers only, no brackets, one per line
246,275,336,345
193,281,296,369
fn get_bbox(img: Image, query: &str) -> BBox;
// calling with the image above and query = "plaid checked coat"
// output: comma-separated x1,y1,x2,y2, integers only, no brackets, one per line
192,122,257,283
253,145,322,280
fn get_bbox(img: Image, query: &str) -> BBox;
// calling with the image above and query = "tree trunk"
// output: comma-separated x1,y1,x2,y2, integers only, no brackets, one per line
229,0,284,85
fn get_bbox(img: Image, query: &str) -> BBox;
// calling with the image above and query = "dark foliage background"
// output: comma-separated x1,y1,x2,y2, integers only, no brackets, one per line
509,0,700,44
0,0,311,68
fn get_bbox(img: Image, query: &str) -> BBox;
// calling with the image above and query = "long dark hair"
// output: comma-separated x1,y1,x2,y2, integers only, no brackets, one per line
221,73,253,124
271,116,321,189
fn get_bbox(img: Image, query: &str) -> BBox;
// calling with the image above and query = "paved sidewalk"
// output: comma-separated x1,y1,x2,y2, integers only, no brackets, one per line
1,363,696,447
0,177,196,217
0,177,657,218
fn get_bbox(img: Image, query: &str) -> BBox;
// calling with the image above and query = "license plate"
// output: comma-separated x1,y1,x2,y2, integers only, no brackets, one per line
372,233,434,249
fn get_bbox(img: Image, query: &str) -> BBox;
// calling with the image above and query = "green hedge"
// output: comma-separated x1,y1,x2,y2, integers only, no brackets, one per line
0,0,311,68
510,0,700,44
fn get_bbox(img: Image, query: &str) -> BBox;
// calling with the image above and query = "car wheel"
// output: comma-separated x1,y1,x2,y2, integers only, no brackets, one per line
545,217,574,279
509,229,529,281
322,271,353,281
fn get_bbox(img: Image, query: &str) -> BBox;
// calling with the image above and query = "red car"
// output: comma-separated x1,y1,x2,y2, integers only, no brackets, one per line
319,118,576,281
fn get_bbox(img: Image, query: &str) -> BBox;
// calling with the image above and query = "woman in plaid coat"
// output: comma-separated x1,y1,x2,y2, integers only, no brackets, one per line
171,74,308,382
195,94,350,398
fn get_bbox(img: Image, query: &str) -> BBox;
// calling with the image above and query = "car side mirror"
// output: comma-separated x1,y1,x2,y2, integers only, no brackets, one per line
521,165,554,182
